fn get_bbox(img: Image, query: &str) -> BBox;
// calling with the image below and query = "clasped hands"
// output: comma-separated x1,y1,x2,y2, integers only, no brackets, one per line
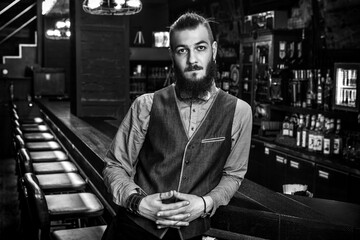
137,190,209,229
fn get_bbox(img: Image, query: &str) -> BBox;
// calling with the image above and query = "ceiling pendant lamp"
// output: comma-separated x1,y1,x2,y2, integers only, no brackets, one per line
83,0,142,16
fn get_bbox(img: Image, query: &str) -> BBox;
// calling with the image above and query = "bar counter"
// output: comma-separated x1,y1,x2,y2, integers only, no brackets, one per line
37,99,360,240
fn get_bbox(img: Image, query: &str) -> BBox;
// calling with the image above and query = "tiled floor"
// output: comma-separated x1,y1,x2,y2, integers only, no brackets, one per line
0,157,22,240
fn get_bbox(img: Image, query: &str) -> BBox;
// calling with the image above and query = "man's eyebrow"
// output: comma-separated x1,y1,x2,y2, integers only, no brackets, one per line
174,40,210,49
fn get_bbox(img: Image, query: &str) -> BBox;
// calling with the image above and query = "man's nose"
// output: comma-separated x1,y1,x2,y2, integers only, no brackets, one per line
187,49,197,64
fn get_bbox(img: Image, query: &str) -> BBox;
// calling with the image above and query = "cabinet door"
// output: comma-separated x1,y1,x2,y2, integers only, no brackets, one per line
285,155,315,193
267,148,287,192
348,174,360,204
246,140,267,187
314,165,349,202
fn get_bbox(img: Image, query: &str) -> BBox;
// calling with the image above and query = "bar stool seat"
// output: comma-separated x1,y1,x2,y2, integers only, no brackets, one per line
33,161,78,175
23,132,55,142
14,135,62,152
46,192,104,219
29,150,69,162
21,124,49,133
37,173,87,193
25,141,62,151
52,225,107,240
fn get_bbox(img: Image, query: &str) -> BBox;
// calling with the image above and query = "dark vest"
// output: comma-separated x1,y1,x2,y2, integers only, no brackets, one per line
128,85,237,239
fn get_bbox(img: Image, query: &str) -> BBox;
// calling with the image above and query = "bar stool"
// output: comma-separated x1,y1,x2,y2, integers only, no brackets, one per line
15,134,62,152
20,173,104,240
19,148,78,176
18,148,85,194
15,127,55,142
51,225,107,240
14,119,49,133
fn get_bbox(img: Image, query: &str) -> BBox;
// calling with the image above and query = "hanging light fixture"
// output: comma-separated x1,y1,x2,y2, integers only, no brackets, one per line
82,0,142,16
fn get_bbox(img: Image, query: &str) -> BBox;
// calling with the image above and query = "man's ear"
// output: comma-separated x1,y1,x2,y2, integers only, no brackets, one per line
212,41,218,61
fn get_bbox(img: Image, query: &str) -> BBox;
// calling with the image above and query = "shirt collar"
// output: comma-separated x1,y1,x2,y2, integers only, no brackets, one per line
174,82,218,102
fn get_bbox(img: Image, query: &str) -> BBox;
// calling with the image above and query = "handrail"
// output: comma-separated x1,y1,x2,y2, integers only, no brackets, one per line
0,15,37,45
0,3,36,32
0,0,21,16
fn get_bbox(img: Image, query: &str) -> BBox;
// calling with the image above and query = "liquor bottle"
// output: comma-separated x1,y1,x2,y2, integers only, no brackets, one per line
288,116,295,137
296,114,304,147
221,71,230,93
306,70,316,108
313,114,323,153
301,114,310,148
282,116,290,136
308,115,316,152
316,70,324,110
323,69,332,111
333,119,343,156
323,118,332,156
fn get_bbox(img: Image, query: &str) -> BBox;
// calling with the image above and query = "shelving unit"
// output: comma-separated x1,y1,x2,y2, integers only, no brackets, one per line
238,30,302,120
129,47,171,101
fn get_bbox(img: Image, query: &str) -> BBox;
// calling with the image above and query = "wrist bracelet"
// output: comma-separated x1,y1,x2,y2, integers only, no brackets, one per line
126,193,145,215
200,196,210,218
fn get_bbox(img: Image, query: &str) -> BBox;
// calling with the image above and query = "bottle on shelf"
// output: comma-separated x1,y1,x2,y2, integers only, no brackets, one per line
314,114,324,153
323,118,333,156
282,116,290,136
308,115,316,152
323,69,333,111
296,114,304,147
301,114,310,148
333,119,343,156
306,69,316,108
288,115,295,137
221,71,230,93
316,69,324,110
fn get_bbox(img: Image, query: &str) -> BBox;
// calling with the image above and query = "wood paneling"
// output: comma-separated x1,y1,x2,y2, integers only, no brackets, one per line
70,0,129,118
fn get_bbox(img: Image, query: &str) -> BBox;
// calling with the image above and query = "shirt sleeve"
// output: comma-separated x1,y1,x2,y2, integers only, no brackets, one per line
102,93,153,207
207,99,252,215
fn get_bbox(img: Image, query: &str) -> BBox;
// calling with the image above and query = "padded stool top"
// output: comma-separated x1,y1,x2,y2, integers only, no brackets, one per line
19,117,44,124
32,161,78,174
25,141,62,151
37,172,86,192
52,225,107,240
29,150,68,162
23,132,54,141
46,192,104,218
21,124,49,133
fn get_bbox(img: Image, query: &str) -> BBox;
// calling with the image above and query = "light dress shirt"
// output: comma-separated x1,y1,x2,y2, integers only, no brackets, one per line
103,83,252,214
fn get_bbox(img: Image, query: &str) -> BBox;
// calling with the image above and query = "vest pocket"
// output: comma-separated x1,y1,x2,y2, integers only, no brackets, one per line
201,137,225,144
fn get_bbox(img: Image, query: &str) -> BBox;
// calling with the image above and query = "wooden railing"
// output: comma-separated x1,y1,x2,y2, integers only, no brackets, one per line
0,1,36,46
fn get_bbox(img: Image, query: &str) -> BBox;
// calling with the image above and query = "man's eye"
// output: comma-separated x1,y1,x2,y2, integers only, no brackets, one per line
177,48,187,54
197,46,206,51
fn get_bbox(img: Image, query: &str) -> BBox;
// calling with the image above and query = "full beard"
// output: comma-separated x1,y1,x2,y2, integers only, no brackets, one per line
174,59,217,99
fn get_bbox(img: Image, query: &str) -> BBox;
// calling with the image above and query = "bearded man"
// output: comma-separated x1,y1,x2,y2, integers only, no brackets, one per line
102,12,252,240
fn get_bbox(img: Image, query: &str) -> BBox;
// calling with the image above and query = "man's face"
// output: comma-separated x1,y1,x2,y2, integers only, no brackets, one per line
170,24,217,83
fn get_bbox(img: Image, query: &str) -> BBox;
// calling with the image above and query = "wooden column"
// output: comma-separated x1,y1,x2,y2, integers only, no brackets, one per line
69,0,130,118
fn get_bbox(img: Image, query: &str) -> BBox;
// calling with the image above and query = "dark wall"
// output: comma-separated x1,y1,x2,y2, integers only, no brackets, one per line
43,16,71,96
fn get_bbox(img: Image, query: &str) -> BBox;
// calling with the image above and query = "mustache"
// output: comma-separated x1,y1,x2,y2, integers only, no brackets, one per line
184,65,203,72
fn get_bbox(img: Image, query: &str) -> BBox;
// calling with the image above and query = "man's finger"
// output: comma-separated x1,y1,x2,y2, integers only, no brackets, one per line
158,190,175,201
156,219,189,228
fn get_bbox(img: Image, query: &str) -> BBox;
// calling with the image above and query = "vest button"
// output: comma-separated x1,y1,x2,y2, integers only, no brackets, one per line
185,160,190,164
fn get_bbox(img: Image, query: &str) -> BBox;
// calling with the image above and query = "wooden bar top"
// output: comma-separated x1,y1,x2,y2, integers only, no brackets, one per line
37,99,360,240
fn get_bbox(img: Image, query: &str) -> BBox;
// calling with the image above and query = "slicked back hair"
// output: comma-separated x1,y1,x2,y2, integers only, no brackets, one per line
169,12,214,50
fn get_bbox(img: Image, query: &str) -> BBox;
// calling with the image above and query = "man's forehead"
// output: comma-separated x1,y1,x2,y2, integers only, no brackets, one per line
171,25,211,47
